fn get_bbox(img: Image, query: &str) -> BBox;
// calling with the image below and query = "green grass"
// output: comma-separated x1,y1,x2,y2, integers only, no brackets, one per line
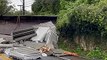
58,37,107,60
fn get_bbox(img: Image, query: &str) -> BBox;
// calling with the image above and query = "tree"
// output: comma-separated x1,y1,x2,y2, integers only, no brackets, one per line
32,0,60,15
11,10,32,16
0,0,12,15
57,0,107,51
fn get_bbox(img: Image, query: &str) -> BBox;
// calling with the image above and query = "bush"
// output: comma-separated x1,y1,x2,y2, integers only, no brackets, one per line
57,0,107,51
32,0,60,15
87,47,107,60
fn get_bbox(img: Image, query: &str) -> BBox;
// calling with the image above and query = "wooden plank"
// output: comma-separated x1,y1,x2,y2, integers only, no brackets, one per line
13,28,34,35
13,30,36,39
12,27,37,41
0,44,13,48
14,34,36,41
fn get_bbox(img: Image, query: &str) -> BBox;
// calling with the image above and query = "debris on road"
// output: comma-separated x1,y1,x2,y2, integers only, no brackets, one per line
12,28,37,42
0,21,80,60
64,51,79,57
5,47,41,60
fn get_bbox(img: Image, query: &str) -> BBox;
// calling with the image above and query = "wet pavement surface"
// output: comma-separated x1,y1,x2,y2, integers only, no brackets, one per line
36,56,86,60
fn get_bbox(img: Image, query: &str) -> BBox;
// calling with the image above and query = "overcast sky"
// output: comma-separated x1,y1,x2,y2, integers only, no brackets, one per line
9,0,34,11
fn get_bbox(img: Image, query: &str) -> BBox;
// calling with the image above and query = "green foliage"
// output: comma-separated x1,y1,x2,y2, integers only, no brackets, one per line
32,0,60,15
68,5,106,35
58,38,107,60
86,47,107,60
57,0,107,59
6,10,33,16
85,0,100,4
87,48,103,59
57,0,107,38
0,0,7,15
57,0,107,51
0,0,12,15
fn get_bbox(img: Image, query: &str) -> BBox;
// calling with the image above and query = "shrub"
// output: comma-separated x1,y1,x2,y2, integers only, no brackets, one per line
32,0,60,15
57,0,107,51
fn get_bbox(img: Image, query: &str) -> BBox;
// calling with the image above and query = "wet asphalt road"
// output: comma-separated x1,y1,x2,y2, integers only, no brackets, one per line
36,56,86,60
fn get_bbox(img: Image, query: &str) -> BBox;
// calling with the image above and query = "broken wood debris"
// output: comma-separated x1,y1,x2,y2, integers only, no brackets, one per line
12,28,37,42
0,21,80,60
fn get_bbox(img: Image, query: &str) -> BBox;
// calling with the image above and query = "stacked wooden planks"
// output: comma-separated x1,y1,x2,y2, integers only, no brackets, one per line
12,28,37,42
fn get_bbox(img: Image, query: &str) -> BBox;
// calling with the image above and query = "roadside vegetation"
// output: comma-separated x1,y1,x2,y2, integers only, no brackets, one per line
1,0,107,59
0,0,13,15
57,0,107,60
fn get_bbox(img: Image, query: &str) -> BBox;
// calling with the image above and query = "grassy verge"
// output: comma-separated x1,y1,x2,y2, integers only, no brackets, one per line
58,37,107,60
